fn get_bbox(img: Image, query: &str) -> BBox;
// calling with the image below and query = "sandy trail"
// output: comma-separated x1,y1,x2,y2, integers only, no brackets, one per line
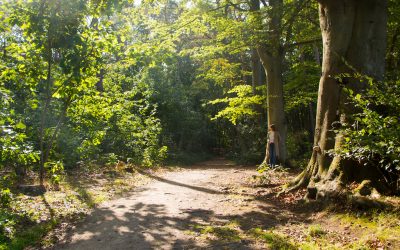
56,159,301,250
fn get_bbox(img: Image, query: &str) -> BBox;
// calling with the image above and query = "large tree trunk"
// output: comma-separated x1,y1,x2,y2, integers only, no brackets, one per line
251,0,287,164
289,0,387,199
251,48,262,93
258,51,287,163
251,48,266,127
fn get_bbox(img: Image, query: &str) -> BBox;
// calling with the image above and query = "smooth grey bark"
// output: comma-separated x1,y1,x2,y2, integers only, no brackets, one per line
255,0,287,164
258,50,287,163
251,48,262,93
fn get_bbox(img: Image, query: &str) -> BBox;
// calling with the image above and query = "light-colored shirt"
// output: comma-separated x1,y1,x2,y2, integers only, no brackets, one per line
269,131,275,143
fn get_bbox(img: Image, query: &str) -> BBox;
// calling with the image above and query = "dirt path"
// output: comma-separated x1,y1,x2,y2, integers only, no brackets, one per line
55,159,309,249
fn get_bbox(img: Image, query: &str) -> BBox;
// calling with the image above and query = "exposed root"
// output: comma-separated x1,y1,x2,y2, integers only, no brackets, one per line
280,153,318,196
282,170,309,191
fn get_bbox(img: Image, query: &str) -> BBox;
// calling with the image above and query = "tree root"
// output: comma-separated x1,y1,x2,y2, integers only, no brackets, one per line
279,153,318,196
279,149,393,206
278,170,309,196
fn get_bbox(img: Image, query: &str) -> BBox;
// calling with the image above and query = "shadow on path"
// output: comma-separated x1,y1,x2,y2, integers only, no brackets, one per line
58,201,308,249
135,168,227,195
55,160,316,250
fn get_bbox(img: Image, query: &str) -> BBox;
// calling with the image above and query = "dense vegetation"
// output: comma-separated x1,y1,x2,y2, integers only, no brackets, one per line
0,0,399,248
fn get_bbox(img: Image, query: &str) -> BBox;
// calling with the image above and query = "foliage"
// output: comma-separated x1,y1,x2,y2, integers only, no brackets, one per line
0,0,169,175
286,130,312,168
209,85,265,125
284,61,320,112
387,0,400,78
0,0,399,249
338,75,400,190
45,161,64,186
0,208,17,243
0,189,12,208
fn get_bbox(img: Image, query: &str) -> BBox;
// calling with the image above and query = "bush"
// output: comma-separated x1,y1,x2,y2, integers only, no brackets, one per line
0,209,16,243
339,76,400,192
45,161,65,186
0,189,12,208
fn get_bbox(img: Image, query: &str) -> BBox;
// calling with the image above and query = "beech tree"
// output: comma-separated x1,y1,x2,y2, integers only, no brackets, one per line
289,0,388,198
249,0,320,164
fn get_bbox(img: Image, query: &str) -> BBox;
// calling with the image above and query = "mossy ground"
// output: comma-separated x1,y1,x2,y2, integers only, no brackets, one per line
185,211,399,250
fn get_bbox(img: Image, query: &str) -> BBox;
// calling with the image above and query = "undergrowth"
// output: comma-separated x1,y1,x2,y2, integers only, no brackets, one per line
0,163,152,249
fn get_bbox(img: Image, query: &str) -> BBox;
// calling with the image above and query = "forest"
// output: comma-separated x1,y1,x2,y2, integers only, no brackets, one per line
0,0,399,249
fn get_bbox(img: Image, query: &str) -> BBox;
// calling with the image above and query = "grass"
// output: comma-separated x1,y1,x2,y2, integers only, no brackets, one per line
186,220,246,242
188,220,243,242
278,210,400,250
1,219,58,250
242,208,400,250
184,209,399,250
200,226,242,241
307,224,326,237
0,189,87,250
334,210,400,249
249,227,297,250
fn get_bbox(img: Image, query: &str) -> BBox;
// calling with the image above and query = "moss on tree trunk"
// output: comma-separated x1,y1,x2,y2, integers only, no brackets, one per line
288,0,388,199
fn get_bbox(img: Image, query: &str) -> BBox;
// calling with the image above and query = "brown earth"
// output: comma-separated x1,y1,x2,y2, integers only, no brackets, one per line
51,158,378,250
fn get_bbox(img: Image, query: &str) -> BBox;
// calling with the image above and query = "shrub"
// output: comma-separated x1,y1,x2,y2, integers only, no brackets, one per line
338,75,400,192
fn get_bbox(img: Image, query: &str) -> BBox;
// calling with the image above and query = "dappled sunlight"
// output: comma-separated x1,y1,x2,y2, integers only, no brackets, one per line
0,0,397,248
55,162,318,249
60,203,201,249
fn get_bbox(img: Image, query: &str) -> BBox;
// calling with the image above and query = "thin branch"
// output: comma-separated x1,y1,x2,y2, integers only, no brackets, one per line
284,37,321,49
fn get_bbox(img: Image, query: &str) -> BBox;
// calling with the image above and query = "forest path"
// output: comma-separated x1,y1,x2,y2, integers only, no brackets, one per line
55,158,306,249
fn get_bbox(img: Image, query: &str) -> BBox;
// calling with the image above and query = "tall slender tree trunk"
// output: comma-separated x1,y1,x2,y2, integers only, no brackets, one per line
39,45,52,186
258,51,287,163
289,0,387,198
254,0,287,164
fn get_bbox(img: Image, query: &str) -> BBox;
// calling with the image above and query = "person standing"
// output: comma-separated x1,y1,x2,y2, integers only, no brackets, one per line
267,124,280,167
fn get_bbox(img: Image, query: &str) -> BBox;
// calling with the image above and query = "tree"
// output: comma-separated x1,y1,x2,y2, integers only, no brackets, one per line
16,0,103,185
176,0,320,164
289,0,388,198
249,0,320,164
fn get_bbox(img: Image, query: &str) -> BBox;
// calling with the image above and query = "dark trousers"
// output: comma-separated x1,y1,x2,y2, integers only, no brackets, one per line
269,143,276,166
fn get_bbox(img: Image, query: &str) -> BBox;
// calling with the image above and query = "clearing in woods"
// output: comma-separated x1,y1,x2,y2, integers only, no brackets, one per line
54,159,399,249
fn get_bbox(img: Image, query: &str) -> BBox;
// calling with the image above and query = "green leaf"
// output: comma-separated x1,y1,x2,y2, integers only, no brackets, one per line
15,122,26,130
